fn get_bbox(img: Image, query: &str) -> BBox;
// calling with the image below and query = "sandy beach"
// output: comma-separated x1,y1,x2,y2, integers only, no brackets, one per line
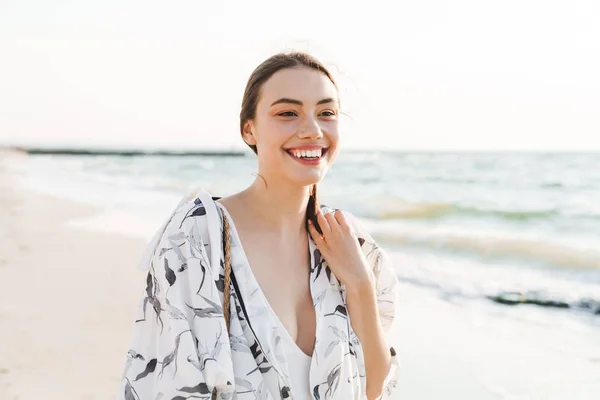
0,152,147,399
1,151,599,400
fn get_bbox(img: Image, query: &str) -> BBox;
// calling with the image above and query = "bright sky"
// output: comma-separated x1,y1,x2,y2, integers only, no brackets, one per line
1,0,599,151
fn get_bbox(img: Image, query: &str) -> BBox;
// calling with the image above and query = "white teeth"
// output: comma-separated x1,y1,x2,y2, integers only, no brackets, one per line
290,149,323,158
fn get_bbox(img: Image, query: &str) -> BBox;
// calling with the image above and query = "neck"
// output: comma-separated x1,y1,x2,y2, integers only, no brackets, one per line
240,177,312,236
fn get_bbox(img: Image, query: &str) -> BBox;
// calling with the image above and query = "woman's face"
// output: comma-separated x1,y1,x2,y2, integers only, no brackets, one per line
243,67,340,188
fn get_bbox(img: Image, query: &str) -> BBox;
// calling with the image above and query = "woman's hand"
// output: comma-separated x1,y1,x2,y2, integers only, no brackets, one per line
307,208,375,292
309,209,390,399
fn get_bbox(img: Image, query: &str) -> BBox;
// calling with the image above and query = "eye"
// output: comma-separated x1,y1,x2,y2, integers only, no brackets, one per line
319,110,337,117
277,111,298,117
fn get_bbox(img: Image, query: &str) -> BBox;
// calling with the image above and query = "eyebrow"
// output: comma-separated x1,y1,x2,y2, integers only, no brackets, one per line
270,97,337,107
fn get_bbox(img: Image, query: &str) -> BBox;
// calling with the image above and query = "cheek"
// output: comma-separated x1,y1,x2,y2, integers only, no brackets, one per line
261,118,299,143
323,123,341,159
255,121,293,161
323,121,340,142
277,119,301,136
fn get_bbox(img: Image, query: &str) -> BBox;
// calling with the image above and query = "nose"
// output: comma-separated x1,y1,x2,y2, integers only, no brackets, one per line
298,115,323,139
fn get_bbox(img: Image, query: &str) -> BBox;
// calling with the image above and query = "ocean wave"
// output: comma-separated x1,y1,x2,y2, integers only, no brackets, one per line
374,227,600,270
366,196,562,222
541,182,565,189
386,251,600,317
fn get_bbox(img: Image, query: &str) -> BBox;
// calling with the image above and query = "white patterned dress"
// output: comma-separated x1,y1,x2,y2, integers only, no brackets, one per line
119,188,400,400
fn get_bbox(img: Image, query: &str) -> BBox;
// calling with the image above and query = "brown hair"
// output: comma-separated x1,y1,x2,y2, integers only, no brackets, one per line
240,51,338,235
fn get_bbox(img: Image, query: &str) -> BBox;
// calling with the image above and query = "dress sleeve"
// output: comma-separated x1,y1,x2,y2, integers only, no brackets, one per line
367,244,401,399
118,201,234,400
344,211,401,400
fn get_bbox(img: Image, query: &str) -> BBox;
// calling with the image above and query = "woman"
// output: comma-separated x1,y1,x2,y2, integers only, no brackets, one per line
119,52,400,400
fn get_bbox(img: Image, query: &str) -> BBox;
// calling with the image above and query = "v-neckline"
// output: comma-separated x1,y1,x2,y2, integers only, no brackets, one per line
215,200,315,359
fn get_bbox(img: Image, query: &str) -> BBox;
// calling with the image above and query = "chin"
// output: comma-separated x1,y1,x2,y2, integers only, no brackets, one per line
300,174,327,187
275,152,331,187
284,170,326,188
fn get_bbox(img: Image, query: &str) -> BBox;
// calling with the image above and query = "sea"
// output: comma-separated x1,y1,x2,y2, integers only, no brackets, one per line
10,150,600,367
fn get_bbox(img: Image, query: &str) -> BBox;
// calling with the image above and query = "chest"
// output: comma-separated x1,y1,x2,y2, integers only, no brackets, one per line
243,234,310,290
235,226,316,354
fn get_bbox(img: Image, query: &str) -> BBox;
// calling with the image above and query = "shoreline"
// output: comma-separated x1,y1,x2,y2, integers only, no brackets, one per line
5,146,247,157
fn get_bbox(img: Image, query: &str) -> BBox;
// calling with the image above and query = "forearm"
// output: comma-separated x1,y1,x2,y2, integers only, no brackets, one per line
346,279,391,400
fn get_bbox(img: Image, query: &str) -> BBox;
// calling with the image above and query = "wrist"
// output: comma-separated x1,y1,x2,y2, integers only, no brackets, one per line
344,269,376,298
344,274,379,337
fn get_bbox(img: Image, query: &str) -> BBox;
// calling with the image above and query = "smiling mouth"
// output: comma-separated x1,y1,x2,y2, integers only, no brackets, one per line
284,148,329,160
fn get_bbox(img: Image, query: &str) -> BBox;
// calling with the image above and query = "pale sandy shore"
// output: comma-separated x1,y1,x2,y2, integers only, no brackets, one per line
0,152,147,399
1,151,599,400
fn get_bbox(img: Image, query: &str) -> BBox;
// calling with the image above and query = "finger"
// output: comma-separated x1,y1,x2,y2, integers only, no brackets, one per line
324,211,339,232
333,209,351,230
316,209,331,234
307,220,326,246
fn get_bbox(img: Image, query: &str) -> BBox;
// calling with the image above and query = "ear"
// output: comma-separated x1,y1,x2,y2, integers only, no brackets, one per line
241,120,257,146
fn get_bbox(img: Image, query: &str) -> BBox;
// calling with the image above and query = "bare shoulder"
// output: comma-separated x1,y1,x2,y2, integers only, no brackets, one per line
213,193,237,209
